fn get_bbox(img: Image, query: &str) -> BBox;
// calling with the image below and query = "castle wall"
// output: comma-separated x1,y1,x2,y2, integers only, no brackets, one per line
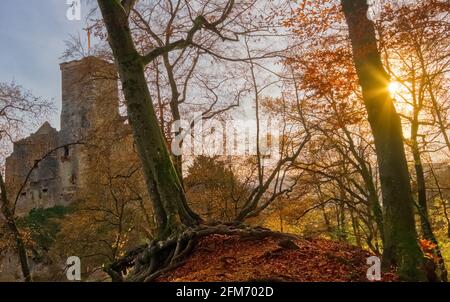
4,57,121,216
5,122,60,215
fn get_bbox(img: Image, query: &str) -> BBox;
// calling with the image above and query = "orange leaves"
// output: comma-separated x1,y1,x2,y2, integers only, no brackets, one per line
156,233,398,282
420,239,437,252
283,0,344,37
283,0,359,104
419,239,438,261
294,47,358,100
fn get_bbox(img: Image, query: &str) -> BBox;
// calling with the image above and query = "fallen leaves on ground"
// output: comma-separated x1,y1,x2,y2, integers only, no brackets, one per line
156,233,398,282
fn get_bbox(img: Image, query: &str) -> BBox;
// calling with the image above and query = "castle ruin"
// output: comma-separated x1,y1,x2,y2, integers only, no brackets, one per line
5,57,122,215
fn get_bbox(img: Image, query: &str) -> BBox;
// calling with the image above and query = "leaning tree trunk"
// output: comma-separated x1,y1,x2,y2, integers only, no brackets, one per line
162,52,184,182
0,173,32,282
341,0,426,281
98,0,200,239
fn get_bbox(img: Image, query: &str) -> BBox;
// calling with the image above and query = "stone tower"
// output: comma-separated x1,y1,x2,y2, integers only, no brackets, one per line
5,56,121,215
58,57,121,196
59,57,121,144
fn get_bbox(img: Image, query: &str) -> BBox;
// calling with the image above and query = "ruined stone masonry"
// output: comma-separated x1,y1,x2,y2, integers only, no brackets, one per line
5,56,122,216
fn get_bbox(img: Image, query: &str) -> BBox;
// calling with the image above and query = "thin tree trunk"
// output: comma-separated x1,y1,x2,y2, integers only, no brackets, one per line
341,0,425,281
338,188,347,241
98,0,200,239
350,209,362,247
413,151,431,240
429,164,450,238
0,173,31,282
321,204,332,233
407,58,447,281
408,71,434,241
162,53,184,181
411,141,447,281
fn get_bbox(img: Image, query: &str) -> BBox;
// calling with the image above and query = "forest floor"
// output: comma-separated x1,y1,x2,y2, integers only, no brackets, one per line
156,233,398,282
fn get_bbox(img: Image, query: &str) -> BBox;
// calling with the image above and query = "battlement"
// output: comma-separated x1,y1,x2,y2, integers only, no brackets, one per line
60,56,111,68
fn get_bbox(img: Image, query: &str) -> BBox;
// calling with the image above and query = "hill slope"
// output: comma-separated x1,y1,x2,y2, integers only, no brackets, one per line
156,233,398,282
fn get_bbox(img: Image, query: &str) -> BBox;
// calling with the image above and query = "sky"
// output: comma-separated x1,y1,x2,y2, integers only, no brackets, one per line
0,1,283,129
0,0,89,130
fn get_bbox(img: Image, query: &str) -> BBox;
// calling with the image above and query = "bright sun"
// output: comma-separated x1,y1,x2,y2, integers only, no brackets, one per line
388,81,401,96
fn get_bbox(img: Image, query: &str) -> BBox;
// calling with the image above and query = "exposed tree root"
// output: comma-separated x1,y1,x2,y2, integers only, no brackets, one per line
106,223,297,282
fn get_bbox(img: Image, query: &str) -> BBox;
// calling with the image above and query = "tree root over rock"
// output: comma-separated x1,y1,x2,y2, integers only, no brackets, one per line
105,223,296,282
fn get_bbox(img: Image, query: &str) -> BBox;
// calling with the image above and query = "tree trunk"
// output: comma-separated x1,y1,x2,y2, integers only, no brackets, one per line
350,209,362,247
411,113,435,242
98,0,200,239
341,0,425,281
0,173,32,282
162,53,185,181
322,204,332,233
338,189,347,241
429,164,450,239
411,111,448,281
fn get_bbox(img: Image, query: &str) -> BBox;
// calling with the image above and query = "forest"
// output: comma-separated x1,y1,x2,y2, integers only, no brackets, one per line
0,0,449,284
